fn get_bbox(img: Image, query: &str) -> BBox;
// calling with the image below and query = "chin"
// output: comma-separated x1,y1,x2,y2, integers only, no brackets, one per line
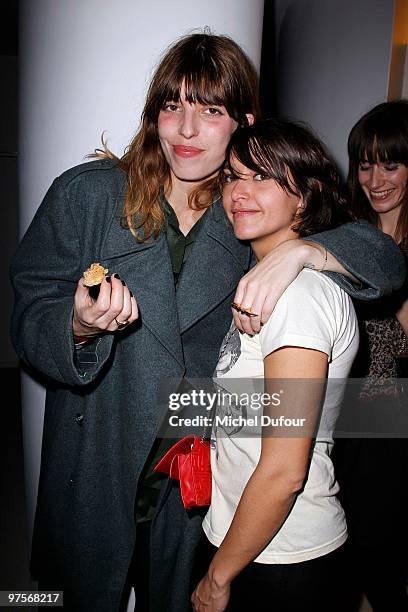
370,202,398,213
233,228,256,241
174,169,216,183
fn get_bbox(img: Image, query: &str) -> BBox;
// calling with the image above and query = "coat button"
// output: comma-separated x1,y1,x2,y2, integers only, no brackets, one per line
75,413,84,426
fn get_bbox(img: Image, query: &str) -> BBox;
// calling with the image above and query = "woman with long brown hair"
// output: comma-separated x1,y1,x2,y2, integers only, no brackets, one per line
10,34,405,612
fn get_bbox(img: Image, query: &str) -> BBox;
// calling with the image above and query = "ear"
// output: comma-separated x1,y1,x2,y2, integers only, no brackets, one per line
297,199,306,210
245,113,255,126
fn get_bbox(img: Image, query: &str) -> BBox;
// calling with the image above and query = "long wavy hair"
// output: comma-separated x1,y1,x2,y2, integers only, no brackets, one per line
222,118,353,237
100,33,260,241
347,100,408,247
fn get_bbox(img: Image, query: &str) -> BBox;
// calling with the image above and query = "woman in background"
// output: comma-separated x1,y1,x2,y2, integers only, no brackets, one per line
334,100,408,612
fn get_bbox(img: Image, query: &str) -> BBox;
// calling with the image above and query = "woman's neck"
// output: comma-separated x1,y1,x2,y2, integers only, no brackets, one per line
251,228,299,261
164,177,193,214
378,208,401,241
164,174,207,235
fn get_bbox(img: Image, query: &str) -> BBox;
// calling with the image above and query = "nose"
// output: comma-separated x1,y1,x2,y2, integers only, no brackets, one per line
230,178,250,201
179,107,199,139
368,165,385,189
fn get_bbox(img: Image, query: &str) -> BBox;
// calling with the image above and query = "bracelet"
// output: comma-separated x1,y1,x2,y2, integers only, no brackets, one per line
317,247,328,273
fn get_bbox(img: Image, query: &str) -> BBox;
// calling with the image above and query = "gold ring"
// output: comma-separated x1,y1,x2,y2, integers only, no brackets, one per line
231,302,259,317
115,317,129,329
240,307,259,318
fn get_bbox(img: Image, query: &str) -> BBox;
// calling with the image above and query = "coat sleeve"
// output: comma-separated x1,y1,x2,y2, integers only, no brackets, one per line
307,220,406,300
10,176,115,386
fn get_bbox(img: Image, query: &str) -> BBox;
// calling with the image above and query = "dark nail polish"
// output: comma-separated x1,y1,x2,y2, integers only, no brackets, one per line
114,273,120,279
121,280,126,286
106,276,111,283
89,285,100,300
130,291,134,298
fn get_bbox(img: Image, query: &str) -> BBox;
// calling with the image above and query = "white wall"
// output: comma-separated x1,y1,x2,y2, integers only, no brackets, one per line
272,0,395,174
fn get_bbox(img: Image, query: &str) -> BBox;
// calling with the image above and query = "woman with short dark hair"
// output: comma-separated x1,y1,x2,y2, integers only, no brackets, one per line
192,119,359,612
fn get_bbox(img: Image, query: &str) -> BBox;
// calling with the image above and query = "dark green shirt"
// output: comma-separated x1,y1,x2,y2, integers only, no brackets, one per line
163,198,207,286
136,199,208,522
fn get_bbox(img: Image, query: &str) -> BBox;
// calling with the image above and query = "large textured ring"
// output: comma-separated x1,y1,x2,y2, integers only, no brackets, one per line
231,302,259,317
240,306,259,318
115,317,129,329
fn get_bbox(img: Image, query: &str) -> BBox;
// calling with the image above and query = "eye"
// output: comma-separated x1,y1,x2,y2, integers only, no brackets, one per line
253,173,269,181
203,107,224,116
162,102,181,112
358,162,371,172
383,163,400,172
223,171,241,184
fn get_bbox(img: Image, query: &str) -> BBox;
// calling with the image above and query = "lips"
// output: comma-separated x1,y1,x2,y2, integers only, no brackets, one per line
231,209,260,219
369,188,395,201
173,145,203,158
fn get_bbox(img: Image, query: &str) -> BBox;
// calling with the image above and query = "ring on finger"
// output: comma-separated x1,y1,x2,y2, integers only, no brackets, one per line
240,306,259,318
231,301,258,317
115,317,129,329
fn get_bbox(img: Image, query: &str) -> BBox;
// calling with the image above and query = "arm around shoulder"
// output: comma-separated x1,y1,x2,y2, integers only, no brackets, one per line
307,220,406,300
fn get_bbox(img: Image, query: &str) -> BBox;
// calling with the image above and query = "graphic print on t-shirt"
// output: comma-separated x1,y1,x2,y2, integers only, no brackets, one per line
215,321,241,377
213,322,247,441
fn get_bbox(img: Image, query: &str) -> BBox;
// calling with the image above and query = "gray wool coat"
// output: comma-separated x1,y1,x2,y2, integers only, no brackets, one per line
10,160,405,612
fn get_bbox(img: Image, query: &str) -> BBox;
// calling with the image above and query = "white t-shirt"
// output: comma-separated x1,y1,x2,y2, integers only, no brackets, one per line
203,269,359,564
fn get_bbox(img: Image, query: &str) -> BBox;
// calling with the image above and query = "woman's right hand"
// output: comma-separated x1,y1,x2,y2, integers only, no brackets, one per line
72,273,138,338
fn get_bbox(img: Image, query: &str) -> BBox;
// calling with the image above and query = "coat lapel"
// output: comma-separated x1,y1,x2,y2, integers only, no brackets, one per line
99,198,184,368
176,200,251,333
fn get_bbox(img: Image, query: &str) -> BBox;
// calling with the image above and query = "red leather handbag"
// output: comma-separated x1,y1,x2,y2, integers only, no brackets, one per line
154,435,211,509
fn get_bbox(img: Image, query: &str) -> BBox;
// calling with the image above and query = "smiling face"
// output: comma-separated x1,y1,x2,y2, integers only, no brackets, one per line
222,155,301,259
358,159,408,217
157,83,240,188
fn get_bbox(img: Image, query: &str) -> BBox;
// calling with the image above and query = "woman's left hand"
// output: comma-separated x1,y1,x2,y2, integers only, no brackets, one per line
233,240,324,334
191,574,230,612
